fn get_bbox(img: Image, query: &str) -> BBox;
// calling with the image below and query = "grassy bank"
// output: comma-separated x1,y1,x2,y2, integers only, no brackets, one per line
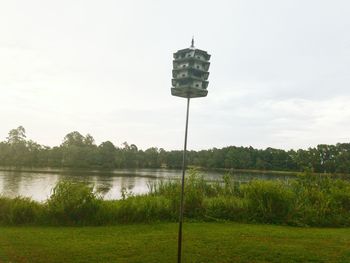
2,170,350,227
190,165,299,176
1,222,350,263
192,165,350,179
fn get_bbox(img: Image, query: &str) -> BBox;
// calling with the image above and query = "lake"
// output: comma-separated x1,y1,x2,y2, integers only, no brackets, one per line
0,168,293,201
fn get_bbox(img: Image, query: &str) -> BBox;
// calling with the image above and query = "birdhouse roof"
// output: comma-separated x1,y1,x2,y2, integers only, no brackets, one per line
174,48,211,60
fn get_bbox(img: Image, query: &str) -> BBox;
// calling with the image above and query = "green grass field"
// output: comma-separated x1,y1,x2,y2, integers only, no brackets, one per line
1,222,350,263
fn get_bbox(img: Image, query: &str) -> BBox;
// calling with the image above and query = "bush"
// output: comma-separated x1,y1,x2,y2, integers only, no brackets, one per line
291,173,350,226
46,181,101,225
243,180,295,224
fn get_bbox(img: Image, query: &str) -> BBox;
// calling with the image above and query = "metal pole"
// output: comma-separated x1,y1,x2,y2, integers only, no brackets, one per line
177,97,190,263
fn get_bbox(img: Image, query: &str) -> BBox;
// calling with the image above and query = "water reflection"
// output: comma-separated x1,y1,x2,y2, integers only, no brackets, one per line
0,169,293,202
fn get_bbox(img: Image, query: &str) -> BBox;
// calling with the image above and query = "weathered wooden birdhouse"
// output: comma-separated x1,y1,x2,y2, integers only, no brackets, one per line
171,39,211,98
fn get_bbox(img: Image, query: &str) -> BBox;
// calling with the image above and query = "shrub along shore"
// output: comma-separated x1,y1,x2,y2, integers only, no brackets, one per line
1,170,350,227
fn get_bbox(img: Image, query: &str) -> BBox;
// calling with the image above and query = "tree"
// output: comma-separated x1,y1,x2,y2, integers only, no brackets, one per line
7,126,26,144
144,147,160,168
1,127,350,172
61,131,85,147
84,134,95,146
5,126,28,166
98,141,117,168
61,132,97,168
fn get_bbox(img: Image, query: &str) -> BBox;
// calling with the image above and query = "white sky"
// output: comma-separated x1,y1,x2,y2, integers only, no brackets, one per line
0,0,350,150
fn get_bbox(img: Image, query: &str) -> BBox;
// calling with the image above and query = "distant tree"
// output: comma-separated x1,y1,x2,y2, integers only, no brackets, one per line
84,134,95,146
1,127,350,173
61,132,97,168
5,126,28,166
62,131,85,147
123,142,139,168
165,150,182,168
7,126,26,144
158,148,167,167
48,146,63,167
144,147,160,168
98,141,117,168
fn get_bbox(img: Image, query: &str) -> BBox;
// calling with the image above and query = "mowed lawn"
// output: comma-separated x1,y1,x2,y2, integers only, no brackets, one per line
0,222,350,263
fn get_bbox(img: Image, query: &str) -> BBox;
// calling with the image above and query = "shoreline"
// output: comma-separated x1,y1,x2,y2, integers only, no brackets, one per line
1,166,349,178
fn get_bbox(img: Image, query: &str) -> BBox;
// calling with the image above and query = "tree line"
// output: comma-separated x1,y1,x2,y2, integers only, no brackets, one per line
0,126,349,173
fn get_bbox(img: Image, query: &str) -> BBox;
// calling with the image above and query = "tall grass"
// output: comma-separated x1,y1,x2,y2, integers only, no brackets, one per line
0,196,42,224
242,180,295,224
1,170,350,226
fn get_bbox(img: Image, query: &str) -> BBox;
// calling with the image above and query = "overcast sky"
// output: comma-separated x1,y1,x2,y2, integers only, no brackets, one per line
0,0,350,151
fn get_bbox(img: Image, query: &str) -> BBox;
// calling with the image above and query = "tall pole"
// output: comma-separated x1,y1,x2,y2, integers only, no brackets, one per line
177,97,190,263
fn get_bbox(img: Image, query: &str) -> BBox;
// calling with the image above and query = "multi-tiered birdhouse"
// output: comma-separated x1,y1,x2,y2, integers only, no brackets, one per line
171,39,211,98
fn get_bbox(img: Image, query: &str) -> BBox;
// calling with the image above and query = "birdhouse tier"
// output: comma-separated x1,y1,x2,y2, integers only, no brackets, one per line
171,48,211,98
173,48,211,61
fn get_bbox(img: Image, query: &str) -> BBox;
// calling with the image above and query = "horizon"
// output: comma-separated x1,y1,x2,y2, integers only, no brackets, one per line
1,125,349,152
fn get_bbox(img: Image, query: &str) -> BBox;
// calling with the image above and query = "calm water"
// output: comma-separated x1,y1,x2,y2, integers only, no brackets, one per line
0,168,292,202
